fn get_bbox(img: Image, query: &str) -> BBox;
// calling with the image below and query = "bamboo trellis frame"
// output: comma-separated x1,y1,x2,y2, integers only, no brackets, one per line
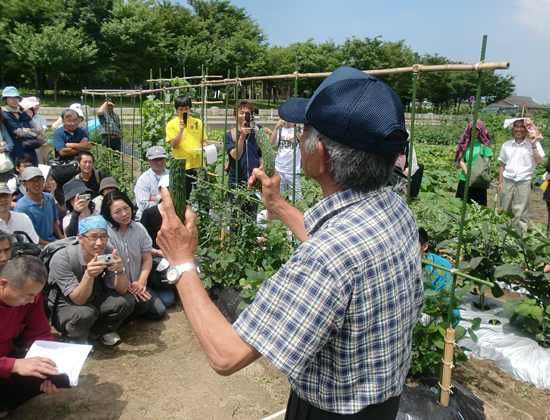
81,36,509,408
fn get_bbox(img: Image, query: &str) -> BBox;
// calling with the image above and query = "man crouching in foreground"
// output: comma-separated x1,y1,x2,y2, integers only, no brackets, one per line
156,66,424,419
0,252,59,418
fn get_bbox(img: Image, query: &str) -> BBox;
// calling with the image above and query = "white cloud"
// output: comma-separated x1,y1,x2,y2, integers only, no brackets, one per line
515,0,550,36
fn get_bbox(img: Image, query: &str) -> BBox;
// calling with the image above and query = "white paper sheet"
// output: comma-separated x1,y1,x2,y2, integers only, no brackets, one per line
25,340,93,386
190,145,218,164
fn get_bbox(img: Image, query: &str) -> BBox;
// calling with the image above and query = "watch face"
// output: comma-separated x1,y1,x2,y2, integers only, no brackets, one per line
167,267,179,282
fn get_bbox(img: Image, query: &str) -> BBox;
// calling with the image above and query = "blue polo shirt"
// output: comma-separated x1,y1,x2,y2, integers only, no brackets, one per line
14,193,58,243
52,126,89,157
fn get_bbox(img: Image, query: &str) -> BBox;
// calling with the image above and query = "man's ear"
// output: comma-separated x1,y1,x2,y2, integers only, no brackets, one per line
0,278,9,291
317,141,330,175
421,242,429,253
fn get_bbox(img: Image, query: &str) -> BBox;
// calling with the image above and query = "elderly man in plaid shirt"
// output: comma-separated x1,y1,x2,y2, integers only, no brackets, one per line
156,66,424,419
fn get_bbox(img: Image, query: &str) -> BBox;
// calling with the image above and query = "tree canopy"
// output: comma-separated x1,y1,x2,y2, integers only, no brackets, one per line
1,0,515,108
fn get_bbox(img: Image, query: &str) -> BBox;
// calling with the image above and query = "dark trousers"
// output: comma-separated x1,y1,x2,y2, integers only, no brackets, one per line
53,291,134,342
456,179,488,206
285,390,401,420
0,373,47,410
101,136,122,152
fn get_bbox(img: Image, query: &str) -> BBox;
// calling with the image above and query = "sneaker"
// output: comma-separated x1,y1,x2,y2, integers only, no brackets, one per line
100,332,121,346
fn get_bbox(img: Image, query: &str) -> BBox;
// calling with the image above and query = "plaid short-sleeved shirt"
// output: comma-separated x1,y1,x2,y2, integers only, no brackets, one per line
98,112,122,137
233,188,424,415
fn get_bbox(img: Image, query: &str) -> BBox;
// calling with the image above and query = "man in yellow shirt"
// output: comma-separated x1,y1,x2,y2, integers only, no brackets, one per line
166,95,208,200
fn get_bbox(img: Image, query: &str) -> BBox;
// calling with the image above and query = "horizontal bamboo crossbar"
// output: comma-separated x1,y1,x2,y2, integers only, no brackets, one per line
146,75,223,82
90,61,510,97
422,259,494,287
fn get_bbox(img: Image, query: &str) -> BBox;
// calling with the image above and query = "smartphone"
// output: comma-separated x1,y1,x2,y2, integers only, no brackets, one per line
80,194,91,202
97,254,115,265
182,113,187,126
244,111,251,128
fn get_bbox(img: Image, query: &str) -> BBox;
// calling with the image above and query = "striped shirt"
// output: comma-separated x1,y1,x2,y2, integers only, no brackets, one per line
233,188,424,414
98,111,122,137
134,167,169,213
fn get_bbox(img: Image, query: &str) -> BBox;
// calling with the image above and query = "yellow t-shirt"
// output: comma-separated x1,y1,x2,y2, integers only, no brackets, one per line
165,115,208,170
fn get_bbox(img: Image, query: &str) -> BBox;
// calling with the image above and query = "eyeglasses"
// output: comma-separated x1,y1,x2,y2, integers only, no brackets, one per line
65,118,80,124
81,234,110,242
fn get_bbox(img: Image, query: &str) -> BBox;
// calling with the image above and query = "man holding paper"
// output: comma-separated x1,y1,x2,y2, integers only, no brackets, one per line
166,95,208,201
0,252,60,417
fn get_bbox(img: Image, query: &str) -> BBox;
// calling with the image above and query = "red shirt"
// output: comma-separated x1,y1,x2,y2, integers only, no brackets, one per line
0,293,53,377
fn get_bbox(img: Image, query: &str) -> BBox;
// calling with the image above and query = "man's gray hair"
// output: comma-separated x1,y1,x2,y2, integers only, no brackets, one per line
305,127,399,191
2,256,48,289
61,108,78,120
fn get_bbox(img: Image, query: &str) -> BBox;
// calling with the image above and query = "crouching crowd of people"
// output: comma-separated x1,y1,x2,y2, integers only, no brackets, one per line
0,146,178,417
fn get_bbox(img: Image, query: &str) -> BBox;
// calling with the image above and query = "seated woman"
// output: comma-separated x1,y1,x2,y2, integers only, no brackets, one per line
62,179,100,237
101,191,166,319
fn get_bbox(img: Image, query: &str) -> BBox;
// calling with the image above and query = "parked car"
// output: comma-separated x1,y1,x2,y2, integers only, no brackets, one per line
480,105,517,117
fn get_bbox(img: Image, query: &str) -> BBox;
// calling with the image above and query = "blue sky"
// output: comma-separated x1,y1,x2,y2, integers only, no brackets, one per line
196,0,550,104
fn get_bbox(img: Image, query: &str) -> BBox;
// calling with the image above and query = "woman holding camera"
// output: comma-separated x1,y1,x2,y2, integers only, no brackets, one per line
62,179,100,237
101,190,166,320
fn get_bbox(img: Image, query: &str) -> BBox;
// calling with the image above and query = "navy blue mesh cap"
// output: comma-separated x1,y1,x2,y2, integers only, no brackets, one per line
279,66,408,154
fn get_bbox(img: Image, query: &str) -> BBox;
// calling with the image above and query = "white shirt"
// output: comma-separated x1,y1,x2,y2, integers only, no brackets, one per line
0,211,39,243
7,177,26,197
498,138,545,182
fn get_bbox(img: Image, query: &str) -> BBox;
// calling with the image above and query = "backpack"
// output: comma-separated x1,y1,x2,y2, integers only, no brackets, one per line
10,231,41,258
39,237,81,321
75,169,100,186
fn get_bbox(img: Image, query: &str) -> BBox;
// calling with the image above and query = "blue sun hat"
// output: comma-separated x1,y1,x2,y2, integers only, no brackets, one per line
278,66,408,154
79,216,108,235
1,86,23,101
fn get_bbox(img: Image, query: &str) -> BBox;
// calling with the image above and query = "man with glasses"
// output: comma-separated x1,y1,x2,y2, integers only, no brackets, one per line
47,216,134,346
52,108,91,160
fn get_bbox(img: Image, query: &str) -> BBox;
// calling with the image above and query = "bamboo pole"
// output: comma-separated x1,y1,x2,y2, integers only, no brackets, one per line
147,75,223,82
406,58,419,204
112,61,510,97
440,328,455,407
438,35,489,404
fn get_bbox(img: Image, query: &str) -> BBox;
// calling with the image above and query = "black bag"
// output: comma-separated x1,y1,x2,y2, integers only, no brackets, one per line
20,137,43,150
48,157,80,188
147,255,173,290
10,231,42,257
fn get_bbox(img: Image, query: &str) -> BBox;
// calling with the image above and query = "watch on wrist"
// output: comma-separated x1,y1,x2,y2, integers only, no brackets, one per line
115,267,126,275
166,262,200,284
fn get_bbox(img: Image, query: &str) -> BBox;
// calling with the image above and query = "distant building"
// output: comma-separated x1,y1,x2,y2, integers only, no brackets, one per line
490,94,548,115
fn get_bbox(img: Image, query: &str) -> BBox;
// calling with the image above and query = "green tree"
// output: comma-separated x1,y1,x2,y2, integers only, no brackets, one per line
341,37,414,103
100,0,171,87
8,23,97,101
176,0,266,78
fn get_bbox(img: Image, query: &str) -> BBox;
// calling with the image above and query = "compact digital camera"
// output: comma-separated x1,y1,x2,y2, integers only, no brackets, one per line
97,254,115,265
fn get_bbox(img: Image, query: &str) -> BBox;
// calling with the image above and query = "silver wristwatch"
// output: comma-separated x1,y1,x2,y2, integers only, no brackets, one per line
166,263,200,284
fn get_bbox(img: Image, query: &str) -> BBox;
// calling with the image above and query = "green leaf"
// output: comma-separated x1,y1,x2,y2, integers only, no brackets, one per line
434,339,445,350
471,317,482,330
468,328,478,342
494,264,526,281
469,256,484,270
491,283,504,298
458,283,472,298
524,317,540,333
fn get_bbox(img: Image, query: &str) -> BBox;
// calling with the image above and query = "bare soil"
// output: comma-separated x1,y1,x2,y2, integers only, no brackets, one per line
10,190,550,420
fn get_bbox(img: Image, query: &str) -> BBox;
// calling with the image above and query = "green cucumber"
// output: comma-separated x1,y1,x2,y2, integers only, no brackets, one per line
254,129,276,189
170,158,187,223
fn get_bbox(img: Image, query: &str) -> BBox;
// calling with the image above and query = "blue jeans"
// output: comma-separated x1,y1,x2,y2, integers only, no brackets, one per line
153,288,175,308
132,286,166,319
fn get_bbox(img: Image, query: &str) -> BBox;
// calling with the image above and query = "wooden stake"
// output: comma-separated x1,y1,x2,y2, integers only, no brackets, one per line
440,328,455,407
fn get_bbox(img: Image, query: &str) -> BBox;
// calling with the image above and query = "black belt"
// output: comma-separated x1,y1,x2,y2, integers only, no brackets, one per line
285,389,401,420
